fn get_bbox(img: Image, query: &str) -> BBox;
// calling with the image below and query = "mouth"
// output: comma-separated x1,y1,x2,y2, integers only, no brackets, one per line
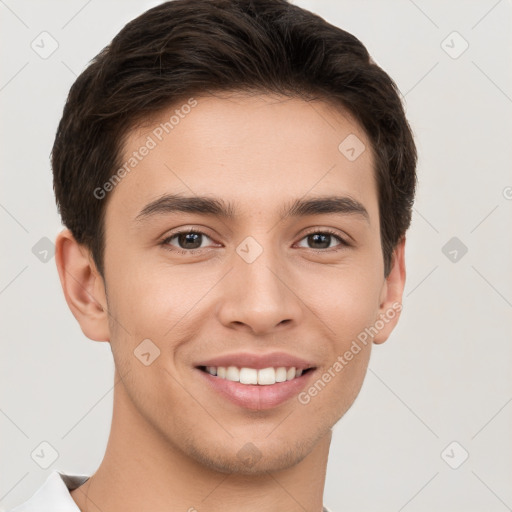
197,365,315,385
195,364,317,410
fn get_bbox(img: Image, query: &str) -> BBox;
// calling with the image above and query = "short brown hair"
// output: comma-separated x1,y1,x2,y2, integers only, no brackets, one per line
52,0,417,277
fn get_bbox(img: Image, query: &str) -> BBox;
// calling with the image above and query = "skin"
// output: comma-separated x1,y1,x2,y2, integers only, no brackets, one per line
56,93,406,512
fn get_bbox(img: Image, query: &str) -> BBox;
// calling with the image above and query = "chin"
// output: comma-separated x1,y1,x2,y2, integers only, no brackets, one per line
182,425,330,475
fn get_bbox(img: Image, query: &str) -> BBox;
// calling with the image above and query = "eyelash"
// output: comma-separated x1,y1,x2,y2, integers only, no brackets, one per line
160,228,350,255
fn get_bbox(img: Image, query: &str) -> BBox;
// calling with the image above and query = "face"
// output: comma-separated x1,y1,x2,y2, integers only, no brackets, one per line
96,93,403,474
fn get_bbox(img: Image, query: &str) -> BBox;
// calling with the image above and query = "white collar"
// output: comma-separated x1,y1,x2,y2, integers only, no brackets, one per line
9,471,89,512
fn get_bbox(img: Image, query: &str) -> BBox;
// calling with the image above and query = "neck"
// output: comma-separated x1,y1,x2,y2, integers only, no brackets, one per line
71,371,332,512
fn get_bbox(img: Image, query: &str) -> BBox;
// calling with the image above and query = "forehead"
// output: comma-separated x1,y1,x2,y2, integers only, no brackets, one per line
107,93,377,224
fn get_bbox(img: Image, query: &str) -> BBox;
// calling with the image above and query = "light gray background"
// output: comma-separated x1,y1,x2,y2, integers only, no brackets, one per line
1,1,511,511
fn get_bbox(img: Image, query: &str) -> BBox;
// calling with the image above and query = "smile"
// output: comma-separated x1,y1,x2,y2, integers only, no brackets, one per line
196,365,317,410
198,365,313,385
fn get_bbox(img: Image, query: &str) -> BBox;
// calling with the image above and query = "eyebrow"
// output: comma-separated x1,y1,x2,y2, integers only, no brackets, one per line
135,193,370,224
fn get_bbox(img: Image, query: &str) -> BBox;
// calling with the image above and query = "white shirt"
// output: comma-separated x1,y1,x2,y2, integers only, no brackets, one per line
7,471,334,512
8,471,89,512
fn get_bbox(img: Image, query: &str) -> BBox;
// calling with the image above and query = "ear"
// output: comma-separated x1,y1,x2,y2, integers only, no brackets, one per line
55,229,110,341
373,237,406,345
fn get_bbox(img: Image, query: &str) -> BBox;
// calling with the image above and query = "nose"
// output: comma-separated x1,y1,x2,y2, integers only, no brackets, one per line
216,243,304,336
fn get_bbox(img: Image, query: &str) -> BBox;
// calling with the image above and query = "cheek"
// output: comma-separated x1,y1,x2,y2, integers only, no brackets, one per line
298,340,372,428
300,261,381,403
105,251,178,328
309,261,383,334
105,260,226,363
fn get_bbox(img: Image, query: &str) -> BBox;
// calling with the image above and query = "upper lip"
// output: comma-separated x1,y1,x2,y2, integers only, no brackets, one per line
195,351,316,370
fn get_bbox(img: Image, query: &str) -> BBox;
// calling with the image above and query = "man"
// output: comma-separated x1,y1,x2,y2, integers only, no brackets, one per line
9,0,416,510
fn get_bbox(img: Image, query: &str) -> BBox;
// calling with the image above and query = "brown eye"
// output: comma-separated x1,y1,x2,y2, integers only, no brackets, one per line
296,230,348,250
163,229,214,252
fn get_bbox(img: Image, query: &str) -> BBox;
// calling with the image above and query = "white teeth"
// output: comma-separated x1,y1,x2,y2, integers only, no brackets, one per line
258,367,276,385
226,366,239,382
275,367,287,382
203,365,308,385
286,367,296,380
239,367,258,384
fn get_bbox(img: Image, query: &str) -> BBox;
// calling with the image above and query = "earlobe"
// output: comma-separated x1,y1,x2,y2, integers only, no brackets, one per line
373,237,406,345
55,229,110,341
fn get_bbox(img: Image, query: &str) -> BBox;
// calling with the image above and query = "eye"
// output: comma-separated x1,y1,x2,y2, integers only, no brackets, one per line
162,229,216,253
161,227,350,255
296,229,349,251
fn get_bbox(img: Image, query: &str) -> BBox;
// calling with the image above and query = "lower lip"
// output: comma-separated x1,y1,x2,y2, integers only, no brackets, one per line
196,368,316,410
